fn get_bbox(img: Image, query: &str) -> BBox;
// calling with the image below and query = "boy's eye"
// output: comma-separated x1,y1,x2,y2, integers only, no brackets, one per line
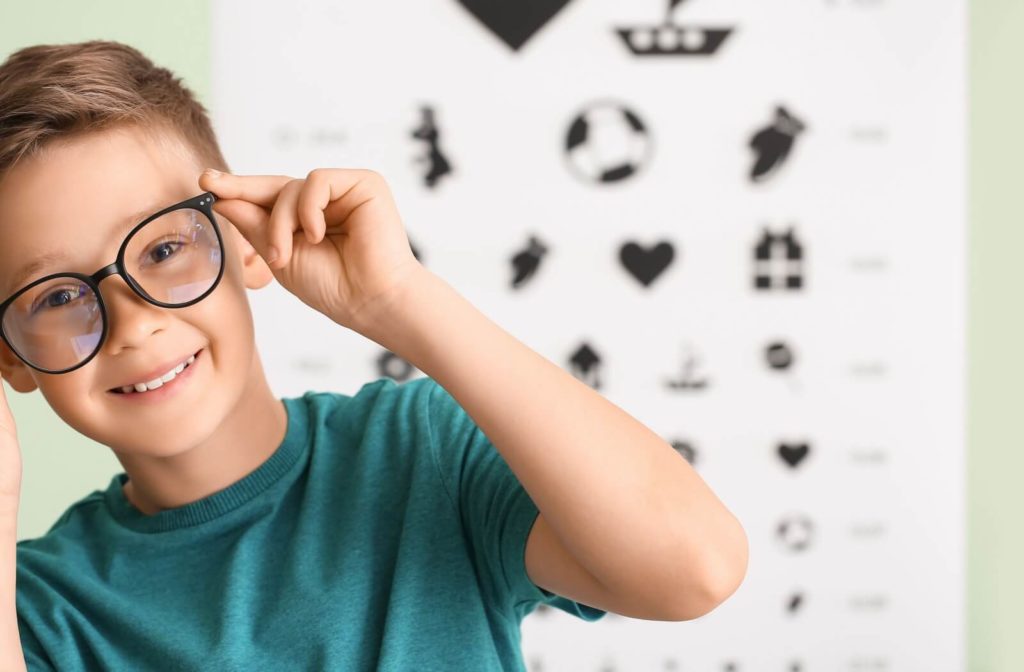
143,240,184,266
31,283,90,313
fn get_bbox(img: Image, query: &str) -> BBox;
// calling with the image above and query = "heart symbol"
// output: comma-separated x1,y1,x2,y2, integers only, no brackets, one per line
456,0,574,51
619,241,676,287
778,443,810,468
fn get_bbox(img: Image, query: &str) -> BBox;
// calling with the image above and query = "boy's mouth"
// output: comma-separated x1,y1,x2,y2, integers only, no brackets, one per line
108,349,203,394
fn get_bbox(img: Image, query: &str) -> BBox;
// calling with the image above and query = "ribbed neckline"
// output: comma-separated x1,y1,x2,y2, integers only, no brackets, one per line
103,395,310,533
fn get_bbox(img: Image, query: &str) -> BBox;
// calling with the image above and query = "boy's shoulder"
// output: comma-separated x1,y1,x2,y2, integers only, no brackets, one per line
301,375,440,422
305,374,435,404
16,486,107,550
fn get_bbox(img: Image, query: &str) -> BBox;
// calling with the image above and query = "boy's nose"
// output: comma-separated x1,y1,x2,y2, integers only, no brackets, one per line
97,275,170,355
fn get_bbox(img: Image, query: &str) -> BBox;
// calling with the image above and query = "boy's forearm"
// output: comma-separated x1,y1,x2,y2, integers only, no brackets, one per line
356,267,747,614
0,510,26,672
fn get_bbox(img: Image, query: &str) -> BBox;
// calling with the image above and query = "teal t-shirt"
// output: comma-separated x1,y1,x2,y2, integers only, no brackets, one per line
15,376,605,671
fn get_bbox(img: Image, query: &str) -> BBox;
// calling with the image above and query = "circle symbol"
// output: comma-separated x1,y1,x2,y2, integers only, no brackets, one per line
564,101,652,184
766,341,795,371
776,514,814,552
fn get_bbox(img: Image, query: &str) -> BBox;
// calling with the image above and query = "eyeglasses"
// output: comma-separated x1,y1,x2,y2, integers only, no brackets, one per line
0,192,225,375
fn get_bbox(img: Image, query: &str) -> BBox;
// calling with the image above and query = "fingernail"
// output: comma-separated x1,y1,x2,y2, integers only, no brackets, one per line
265,246,279,264
203,168,222,179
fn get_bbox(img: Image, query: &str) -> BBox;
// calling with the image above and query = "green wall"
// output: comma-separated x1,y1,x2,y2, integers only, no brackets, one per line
968,1,1023,671
0,1,1018,669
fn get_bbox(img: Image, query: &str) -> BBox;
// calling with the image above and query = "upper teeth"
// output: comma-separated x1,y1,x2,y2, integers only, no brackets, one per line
120,354,196,393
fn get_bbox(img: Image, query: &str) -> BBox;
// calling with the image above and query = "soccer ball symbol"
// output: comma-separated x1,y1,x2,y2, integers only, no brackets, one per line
564,100,653,184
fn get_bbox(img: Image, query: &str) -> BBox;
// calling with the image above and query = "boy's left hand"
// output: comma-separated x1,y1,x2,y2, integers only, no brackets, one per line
197,168,423,333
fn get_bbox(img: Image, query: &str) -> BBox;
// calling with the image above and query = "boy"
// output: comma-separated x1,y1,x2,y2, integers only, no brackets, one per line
0,40,747,670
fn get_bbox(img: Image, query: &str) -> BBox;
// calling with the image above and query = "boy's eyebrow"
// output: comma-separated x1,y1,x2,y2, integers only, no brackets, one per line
5,200,167,294
8,251,70,294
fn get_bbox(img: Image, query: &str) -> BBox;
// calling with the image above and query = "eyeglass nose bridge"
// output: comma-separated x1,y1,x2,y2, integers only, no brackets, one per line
88,260,174,318
89,261,148,305
92,262,122,285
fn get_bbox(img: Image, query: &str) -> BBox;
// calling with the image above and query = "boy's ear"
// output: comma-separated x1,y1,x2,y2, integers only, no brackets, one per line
0,340,37,393
223,217,274,290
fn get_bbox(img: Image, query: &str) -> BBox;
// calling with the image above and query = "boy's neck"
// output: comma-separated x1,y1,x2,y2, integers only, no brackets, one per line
115,356,288,517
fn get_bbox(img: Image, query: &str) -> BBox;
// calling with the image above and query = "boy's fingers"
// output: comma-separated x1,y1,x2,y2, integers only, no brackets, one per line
212,198,268,231
211,199,278,264
297,174,333,246
198,170,292,209
266,180,305,268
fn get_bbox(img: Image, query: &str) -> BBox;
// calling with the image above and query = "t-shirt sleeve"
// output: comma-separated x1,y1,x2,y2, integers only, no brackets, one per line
18,615,57,671
422,377,606,622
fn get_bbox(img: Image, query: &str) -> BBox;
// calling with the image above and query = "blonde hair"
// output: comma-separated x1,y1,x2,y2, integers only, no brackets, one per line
0,39,229,178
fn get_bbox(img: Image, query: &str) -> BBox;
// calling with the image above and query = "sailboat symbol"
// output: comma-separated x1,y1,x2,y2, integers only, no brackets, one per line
615,0,735,57
665,345,710,391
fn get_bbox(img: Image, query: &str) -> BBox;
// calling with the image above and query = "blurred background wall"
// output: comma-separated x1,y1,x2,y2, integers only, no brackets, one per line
0,1,1019,670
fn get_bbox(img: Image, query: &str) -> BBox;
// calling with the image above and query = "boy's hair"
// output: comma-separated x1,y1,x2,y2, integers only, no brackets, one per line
0,39,228,180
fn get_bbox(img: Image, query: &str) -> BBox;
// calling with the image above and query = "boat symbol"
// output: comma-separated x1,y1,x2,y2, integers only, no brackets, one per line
615,0,734,57
665,345,710,391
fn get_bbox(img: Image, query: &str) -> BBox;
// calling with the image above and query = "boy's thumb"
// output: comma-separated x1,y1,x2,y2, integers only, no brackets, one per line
0,373,17,441
210,199,278,265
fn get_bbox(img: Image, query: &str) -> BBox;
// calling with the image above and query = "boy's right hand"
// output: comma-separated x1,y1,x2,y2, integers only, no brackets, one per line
0,373,25,671
0,374,21,513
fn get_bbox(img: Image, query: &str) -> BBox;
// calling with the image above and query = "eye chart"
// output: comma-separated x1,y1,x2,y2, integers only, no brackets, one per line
210,0,967,669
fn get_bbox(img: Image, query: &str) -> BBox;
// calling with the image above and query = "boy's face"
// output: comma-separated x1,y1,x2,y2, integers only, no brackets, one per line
0,124,274,455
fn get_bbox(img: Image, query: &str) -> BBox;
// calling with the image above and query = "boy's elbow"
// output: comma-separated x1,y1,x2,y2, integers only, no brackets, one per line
668,522,750,622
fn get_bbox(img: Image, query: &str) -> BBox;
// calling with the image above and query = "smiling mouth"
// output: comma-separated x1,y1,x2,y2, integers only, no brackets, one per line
108,349,202,394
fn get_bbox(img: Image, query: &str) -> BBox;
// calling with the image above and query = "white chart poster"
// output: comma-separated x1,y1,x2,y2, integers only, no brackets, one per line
211,0,966,669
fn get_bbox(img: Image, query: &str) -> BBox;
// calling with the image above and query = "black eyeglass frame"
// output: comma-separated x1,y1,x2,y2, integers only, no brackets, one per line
0,191,224,375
